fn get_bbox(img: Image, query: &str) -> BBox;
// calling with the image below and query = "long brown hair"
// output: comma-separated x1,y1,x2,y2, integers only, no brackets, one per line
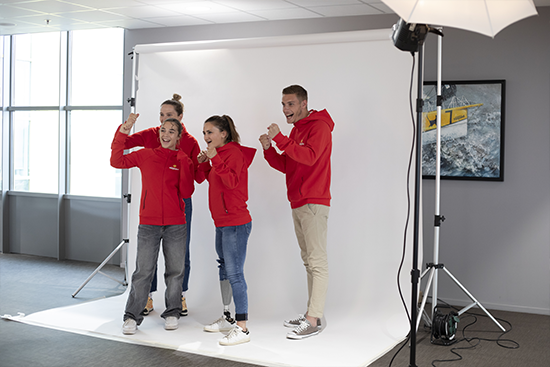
204,115,240,144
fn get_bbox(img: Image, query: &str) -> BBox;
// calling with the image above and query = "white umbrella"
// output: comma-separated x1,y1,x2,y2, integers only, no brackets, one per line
381,0,538,37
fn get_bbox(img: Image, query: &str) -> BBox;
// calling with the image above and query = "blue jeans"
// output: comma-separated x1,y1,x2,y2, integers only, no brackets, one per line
124,224,187,324
150,197,192,293
216,221,251,322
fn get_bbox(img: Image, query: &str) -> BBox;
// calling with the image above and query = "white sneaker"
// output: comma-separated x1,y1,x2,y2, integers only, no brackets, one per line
164,316,178,330
219,325,250,346
204,315,235,332
122,318,137,335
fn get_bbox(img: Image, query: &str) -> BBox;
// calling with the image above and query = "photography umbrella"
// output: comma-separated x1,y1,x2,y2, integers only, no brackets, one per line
382,0,538,37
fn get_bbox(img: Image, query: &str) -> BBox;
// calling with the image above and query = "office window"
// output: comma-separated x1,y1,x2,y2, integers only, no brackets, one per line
1,36,4,191
5,28,123,197
71,28,123,106
68,110,122,197
68,28,124,197
13,33,60,107
13,111,59,193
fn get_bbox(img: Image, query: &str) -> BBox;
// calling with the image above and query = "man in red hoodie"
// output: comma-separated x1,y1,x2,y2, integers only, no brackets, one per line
259,85,334,340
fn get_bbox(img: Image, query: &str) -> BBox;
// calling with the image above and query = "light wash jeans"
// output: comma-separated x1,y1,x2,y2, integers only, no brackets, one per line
215,221,251,322
150,197,192,293
124,224,187,324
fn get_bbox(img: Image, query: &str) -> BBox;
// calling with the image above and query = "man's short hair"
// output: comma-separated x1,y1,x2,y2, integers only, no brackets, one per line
283,85,308,102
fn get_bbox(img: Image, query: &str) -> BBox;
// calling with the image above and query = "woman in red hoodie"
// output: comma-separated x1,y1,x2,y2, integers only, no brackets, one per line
111,113,193,335
197,115,256,346
123,94,203,317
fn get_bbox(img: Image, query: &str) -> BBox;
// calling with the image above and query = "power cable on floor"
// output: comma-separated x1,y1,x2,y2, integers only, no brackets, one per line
429,300,520,366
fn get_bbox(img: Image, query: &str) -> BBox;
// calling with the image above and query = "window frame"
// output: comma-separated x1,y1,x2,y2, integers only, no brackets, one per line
2,29,125,198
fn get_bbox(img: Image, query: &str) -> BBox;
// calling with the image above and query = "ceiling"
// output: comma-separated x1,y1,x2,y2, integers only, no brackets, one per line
0,0,548,36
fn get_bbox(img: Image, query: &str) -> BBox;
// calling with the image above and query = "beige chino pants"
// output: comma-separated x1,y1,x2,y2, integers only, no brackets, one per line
291,204,330,319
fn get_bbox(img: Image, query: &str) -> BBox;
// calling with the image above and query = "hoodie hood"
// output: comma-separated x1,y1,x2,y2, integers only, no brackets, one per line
295,109,335,132
239,144,257,168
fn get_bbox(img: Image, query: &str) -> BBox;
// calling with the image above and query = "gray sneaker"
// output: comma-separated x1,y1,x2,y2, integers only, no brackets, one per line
286,319,320,340
284,314,321,328
283,314,306,328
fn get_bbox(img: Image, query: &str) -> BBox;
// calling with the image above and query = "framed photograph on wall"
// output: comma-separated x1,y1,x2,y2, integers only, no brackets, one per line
422,79,505,181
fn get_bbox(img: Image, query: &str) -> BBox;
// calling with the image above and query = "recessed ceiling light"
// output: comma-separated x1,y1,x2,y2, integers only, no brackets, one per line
0,22,16,27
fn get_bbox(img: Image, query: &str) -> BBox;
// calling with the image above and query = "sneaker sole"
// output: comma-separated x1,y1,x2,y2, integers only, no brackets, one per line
204,326,233,332
180,309,188,317
165,325,178,331
286,329,320,340
219,336,250,346
122,328,136,335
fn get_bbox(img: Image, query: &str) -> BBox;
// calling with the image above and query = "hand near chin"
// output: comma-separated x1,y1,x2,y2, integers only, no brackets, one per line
259,134,271,150
267,123,280,139
206,145,217,159
197,150,209,163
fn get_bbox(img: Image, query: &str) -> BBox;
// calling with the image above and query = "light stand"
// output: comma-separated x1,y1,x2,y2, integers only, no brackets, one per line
391,19,504,367
391,19,430,367
415,33,506,335
409,42,423,367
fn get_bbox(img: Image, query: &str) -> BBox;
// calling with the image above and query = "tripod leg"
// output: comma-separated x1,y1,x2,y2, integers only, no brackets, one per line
417,267,435,332
72,240,127,298
443,267,506,332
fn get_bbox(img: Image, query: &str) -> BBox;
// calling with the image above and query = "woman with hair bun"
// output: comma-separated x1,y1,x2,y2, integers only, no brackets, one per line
198,115,256,346
122,94,203,317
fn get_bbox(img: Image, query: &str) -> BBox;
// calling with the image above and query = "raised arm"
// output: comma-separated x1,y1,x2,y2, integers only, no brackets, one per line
110,113,141,169
210,149,243,190
272,123,330,167
260,130,287,173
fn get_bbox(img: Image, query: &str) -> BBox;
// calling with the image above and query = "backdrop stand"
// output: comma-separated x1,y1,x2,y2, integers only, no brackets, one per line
72,239,129,298
72,50,137,298
416,33,505,333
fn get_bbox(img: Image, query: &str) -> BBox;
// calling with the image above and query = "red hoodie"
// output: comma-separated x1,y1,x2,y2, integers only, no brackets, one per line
120,124,205,197
199,142,256,227
111,130,194,226
263,109,334,209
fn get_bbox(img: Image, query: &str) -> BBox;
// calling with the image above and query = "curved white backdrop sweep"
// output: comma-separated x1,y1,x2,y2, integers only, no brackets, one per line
126,29,420,366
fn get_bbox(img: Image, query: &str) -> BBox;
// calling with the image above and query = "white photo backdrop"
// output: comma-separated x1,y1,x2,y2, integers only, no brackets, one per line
127,29,420,366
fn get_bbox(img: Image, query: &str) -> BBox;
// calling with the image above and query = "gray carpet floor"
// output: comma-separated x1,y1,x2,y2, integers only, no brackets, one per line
1,253,549,367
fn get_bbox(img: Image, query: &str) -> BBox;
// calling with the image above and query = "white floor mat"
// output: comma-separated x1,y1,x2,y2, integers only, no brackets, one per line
5,291,407,367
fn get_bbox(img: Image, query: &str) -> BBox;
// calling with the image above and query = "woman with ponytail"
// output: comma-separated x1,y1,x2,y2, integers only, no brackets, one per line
198,115,256,346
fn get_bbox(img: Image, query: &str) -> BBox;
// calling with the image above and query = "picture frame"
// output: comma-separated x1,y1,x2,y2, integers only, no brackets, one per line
422,79,505,181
